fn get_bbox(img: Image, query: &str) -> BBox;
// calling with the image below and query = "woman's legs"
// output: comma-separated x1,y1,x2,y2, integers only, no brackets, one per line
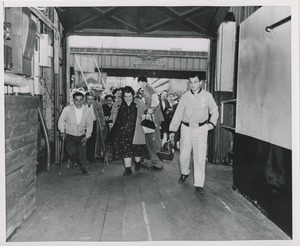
123,157,133,176
134,157,141,172
124,157,132,167
123,157,142,175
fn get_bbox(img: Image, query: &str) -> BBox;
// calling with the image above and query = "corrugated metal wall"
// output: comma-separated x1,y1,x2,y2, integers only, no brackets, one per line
229,6,261,26
70,48,208,72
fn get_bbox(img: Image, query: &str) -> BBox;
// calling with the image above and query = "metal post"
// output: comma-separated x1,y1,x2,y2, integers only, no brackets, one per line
206,40,211,92
59,137,65,175
54,10,60,165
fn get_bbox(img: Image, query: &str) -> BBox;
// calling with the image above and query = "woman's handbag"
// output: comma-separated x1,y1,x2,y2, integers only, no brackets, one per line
157,140,174,161
141,114,156,134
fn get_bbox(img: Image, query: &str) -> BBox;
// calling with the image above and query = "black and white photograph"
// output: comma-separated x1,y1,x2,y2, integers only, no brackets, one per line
0,0,299,245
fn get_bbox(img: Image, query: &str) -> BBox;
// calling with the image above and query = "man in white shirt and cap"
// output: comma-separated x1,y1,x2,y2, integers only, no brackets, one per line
169,74,219,194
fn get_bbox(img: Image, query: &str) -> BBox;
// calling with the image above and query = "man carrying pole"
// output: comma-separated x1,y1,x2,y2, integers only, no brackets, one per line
85,92,105,164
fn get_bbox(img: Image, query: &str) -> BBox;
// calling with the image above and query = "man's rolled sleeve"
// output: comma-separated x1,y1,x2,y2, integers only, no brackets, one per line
58,107,67,133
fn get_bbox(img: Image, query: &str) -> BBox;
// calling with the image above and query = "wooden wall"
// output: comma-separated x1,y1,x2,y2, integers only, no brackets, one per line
5,95,39,238
208,91,235,164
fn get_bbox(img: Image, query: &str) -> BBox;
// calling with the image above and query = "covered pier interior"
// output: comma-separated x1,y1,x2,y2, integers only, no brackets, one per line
2,3,298,245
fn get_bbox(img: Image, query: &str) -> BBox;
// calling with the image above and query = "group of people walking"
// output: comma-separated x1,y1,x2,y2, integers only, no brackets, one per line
58,74,219,194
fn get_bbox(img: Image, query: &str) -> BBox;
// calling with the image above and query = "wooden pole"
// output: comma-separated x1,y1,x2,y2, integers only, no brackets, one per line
74,55,89,88
94,57,106,89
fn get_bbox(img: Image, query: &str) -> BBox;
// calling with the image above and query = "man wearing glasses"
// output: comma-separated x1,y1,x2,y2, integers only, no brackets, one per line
103,94,114,119
58,92,94,175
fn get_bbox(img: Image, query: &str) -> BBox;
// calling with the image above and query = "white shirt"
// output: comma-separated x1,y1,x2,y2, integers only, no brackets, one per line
161,100,166,110
74,107,83,125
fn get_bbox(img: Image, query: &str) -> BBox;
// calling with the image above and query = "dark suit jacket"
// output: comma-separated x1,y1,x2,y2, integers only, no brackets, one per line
159,99,172,132
92,100,105,131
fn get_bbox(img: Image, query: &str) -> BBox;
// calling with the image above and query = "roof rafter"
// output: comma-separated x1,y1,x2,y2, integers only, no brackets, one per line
150,7,207,34
137,7,147,34
106,15,137,32
56,6,230,38
74,7,125,30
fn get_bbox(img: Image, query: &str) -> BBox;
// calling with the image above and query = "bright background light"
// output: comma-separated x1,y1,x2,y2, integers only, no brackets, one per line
69,35,209,51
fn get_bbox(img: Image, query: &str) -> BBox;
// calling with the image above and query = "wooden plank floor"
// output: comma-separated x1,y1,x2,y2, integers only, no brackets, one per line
8,151,290,242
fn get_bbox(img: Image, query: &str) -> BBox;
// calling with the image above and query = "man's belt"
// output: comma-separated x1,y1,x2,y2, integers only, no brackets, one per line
182,121,207,127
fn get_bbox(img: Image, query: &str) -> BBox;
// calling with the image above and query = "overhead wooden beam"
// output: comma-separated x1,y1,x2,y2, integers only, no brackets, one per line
55,7,75,34
146,7,207,33
137,7,147,34
73,12,101,30
166,7,207,33
74,7,125,30
74,7,108,29
107,16,137,32
146,18,172,33
152,7,207,34
73,29,209,38
57,6,228,38
179,7,208,19
206,7,230,36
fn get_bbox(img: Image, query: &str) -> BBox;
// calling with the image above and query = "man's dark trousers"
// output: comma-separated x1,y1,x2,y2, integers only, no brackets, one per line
65,134,87,171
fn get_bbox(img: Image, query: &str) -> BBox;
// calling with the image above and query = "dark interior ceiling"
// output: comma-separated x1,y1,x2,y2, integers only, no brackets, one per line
56,6,230,38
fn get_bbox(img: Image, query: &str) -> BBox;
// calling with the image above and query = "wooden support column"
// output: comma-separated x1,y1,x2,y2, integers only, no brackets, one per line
54,11,60,164
207,37,218,163
65,36,70,105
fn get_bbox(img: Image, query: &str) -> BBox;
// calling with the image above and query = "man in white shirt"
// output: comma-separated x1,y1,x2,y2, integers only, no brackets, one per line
58,92,94,175
169,74,219,194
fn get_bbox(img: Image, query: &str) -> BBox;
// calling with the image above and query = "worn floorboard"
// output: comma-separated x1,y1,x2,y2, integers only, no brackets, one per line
8,151,290,242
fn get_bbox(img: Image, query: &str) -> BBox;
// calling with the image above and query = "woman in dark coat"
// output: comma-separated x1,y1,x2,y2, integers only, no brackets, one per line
108,86,149,176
